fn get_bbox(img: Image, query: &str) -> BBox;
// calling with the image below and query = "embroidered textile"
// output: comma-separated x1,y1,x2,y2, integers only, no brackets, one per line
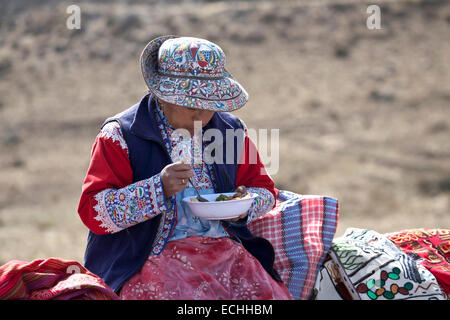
386,228,450,294
140,36,248,112
246,187,275,222
93,172,170,234
313,228,447,300
99,121,128,153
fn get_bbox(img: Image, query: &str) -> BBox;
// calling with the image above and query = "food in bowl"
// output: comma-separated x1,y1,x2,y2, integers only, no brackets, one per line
191,186,249,202
215,192,249,201
191,192,250,202
215,186,249,201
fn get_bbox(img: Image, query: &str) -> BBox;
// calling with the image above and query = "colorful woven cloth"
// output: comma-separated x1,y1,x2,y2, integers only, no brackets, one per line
0,258,119,300
386,228,450,295
247,190,339,300
313,228,447,300
119,235,293,300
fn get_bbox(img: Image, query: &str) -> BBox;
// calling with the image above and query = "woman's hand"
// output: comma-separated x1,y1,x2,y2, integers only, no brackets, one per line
161,161,193,198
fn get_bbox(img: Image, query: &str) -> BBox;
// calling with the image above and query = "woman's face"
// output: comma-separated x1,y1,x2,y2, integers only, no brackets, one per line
159,99,215,135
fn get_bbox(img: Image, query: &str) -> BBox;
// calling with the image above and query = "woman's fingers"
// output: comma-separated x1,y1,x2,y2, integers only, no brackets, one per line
168,162,194,183
161,162,193,198
172,170,194,179
170,161,192,171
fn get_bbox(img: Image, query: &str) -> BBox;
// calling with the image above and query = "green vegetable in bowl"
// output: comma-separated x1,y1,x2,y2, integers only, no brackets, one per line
215,194,231,201
215,186,249,202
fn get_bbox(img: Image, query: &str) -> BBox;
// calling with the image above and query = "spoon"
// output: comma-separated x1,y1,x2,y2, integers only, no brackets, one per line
189,178,209,202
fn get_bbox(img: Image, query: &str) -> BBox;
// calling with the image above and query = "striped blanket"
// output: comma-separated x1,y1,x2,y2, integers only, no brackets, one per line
0,258,119,300
248,190,339,300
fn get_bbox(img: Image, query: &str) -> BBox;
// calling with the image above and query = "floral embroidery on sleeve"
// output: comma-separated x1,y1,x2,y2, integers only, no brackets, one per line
93,173,173,233
246,187,275,223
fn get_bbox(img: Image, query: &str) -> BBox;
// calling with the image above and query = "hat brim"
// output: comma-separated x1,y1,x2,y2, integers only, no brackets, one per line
140,35,248,112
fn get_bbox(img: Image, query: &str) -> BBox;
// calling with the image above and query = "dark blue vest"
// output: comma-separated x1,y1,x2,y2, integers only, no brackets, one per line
83,94,280,292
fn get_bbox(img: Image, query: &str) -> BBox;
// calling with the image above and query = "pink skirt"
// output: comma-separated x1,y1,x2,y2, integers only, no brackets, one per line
120,235,293,300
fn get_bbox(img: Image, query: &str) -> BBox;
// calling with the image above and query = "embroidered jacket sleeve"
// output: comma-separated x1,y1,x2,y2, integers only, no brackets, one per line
77,121,173,235
235,121,277,223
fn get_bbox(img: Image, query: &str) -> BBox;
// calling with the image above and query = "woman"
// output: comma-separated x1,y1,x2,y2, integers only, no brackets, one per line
78,35,293,299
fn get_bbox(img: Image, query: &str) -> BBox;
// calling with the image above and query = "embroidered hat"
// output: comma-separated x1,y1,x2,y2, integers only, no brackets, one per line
140,35,248,112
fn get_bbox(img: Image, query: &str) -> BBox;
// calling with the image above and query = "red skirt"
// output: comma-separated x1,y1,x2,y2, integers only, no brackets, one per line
120,235,293,300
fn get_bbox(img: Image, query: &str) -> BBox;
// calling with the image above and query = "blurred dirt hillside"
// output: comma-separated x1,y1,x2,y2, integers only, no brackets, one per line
0,0,449,264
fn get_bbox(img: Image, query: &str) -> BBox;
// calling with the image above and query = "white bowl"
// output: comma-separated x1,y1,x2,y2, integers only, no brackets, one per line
182,192,258,220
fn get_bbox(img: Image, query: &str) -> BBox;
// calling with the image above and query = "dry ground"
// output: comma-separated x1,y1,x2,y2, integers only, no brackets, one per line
0,0,449,264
